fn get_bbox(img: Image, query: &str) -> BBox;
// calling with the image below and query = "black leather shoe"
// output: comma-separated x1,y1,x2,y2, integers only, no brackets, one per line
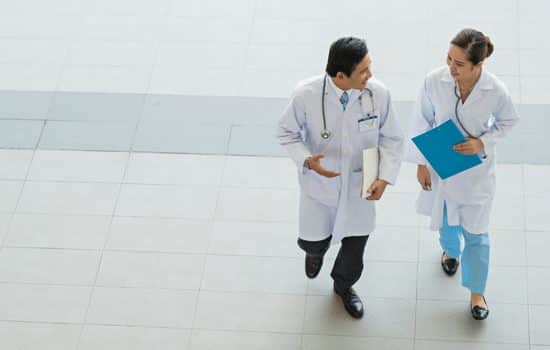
334,286,364,319
305,254,323,278
471,296,489,320
441,252,459,276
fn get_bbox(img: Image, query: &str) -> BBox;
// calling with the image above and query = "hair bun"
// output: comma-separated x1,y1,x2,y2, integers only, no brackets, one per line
485,35,494,58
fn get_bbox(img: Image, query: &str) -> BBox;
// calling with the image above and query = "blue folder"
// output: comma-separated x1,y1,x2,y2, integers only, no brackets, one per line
412,119,482,180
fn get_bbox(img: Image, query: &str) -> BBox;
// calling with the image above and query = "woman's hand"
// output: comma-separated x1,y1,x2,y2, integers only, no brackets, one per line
417,164,432,191
453,137,484,155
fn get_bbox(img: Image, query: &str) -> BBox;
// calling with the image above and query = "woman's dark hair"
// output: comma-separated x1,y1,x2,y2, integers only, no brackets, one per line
325,37,368,77
451,28,494,65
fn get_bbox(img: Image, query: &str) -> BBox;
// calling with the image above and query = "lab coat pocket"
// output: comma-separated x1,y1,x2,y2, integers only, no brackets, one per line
357,125,379,151
447,158,494,204
301,170,340,207
346,170,375,233
357,115,379,133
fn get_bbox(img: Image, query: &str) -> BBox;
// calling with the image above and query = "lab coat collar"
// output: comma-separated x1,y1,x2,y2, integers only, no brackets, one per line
327,75,352,97
477,69,494,90
326,75,357,105
441,68,494,107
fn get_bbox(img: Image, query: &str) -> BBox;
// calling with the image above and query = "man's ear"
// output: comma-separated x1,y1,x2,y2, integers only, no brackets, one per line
336,72,345,80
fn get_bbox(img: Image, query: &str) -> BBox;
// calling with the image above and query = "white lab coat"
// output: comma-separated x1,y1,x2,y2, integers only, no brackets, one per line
407,66,519,234
277,75,404,243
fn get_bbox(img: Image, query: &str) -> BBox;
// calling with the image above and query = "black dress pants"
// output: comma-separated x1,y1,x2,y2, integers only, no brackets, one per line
297,235,369,291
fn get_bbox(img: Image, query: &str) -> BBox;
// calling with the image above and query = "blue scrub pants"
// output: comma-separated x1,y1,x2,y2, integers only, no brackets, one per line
439,205,490,295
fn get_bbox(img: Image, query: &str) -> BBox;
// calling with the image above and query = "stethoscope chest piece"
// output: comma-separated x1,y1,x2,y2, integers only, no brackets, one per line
319,74,375,142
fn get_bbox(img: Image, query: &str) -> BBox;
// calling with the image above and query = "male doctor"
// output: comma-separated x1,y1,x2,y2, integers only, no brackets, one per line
277,37,404,318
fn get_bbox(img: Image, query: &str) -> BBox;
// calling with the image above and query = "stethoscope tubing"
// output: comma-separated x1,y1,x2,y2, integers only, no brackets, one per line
454,83,475,138
320,74,375,139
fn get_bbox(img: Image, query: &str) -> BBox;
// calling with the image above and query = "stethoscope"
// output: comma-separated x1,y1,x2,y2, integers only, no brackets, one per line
454,82,487,159
320,74,376,140
453,82,476,139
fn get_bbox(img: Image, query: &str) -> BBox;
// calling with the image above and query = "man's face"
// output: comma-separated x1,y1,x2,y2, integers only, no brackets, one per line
336,53,373,90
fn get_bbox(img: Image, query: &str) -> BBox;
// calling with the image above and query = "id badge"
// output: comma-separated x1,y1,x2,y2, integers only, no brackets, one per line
358,115,378,132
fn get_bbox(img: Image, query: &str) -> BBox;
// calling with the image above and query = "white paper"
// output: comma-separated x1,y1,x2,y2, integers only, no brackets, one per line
361,147,379,199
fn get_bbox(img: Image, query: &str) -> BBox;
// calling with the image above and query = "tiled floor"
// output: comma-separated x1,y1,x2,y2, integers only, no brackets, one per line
1,0,550,348
0,149,549,349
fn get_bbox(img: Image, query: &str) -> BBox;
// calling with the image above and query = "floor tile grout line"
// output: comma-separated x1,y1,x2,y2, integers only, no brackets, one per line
517,0,523,105
5,316,464,344
226,0,262,152
0,144,41,250
128,38,161,154
413,224,421,347
2,276,547,307
522,162,532,346
3,195,547,229
19,242,540,266
1,143,549,165
237,0,259,97
7,208,547,232
1,315,454,341
34,13,85,151
225,119,235,156
73,149,133,350
6,180,548,201
299,293,309,349
0,279,427,299
2,225,547,258
516,21,542,348
414,337,531,347
0,314,531,345
5,246,476,263
184,153,230,349
0,315,538,346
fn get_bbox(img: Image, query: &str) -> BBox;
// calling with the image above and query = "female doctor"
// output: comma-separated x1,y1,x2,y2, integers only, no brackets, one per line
408,28,519,320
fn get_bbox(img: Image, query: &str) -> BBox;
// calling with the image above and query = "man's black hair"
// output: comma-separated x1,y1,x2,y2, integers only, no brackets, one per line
325,37,368,77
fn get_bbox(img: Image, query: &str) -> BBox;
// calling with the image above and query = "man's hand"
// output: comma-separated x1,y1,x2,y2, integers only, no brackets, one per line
306,153,340,178
417,164,431,191
366,179,388,200
453,137,483,155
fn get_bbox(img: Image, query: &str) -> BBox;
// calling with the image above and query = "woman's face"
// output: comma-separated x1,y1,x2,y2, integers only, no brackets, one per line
446,44,481,83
